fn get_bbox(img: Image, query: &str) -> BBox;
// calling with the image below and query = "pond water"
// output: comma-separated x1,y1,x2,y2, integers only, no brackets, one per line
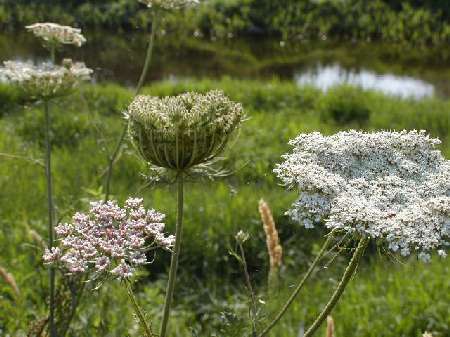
295,64,436,99
1,31,449,99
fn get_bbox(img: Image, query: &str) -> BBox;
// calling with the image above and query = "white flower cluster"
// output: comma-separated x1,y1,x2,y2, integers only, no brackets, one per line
43,198,174,280
127,90,243,169
0,59,92,100
138,0,199,10
275,130,449,260
26,23,86,47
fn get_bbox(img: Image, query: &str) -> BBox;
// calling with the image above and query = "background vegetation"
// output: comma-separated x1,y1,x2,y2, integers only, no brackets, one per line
1,0,449,335
0,79,449,336
1,0,450,46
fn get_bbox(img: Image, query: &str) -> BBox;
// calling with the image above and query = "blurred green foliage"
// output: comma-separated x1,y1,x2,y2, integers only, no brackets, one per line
318,85,371,125
0,79,449,335
1,0,450,46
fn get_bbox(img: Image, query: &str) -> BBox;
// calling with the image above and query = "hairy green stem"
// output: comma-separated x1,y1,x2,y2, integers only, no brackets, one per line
160,172,184,337
44,99,56,337
304,237,369,337
258,232,336,337
238,242,258,337
104,11,159,201
126,280,154,337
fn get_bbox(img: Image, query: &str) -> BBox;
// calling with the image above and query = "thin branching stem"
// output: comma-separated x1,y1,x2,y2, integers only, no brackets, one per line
238,242,258,337
160,171,184,337
303,237,370,337
135,10,159,97
44,99,56,337
258,231,337,337
125,280,154,337
104,11,159,201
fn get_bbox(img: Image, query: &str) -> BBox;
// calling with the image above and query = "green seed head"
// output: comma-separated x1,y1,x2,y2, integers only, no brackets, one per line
127,90,243,170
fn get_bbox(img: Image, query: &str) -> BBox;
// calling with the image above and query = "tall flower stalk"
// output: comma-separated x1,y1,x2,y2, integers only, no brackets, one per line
1,22,91,337
104,0,201,200
104,7,159,201
125,280,155,337
160,172,184,336
104,0,200,201
43,198,174,337
234,230,258,337
259,130,449,336
43,98,56,337
304,237,369,337
127,91,243,336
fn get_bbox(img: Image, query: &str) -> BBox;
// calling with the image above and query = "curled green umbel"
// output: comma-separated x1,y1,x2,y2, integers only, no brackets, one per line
127,90,243,170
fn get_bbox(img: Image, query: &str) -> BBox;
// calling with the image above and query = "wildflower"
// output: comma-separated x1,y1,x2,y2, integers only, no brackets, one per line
235,230,250,244
26,23,86,47
44,198,174,280
43,247,61,263
275,130,450,260
0,59,92,101
127,90,243,170
111,260,134,279
138,0,199,10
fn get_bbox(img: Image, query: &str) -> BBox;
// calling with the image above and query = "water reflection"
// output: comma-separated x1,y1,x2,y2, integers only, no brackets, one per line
295,64,435,99
1,31,448,99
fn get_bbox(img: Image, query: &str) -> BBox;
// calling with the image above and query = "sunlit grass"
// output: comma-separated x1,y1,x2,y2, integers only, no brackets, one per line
0,79,448,335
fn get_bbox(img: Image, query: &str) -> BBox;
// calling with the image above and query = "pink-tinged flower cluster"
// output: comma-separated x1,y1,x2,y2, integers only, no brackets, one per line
43,198,174,280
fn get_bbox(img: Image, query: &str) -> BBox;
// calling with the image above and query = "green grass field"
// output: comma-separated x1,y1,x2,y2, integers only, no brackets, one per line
0,79,449,336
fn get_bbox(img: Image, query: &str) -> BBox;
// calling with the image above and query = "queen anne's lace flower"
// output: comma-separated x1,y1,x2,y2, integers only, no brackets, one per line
138,0,199,10
0,59,92,100
26,23,86,47
127,90,243,170
275,130,450,260
43,198,174,280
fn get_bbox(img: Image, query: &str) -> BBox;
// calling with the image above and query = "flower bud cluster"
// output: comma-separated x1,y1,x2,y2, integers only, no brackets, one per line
275,130,449,260
43,198,174,280
138,0,199,10
0,59,92,101
127,90,243,170
26,23,86,47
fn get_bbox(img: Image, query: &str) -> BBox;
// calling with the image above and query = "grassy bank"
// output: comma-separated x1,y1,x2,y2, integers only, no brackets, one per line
1,0,450,46
0,79,449,335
